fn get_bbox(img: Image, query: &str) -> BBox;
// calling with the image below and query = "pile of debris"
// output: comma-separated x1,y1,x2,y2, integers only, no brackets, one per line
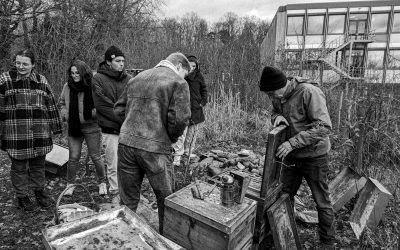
187,149,265,177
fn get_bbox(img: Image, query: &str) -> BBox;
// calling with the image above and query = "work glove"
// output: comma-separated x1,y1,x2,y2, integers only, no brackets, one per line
273,115,289,127
276,141,293,159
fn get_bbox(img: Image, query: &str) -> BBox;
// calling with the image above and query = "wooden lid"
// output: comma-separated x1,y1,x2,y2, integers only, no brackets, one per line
165,182,256,234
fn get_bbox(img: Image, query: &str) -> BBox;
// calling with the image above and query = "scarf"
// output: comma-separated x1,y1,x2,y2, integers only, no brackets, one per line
68,80,94,137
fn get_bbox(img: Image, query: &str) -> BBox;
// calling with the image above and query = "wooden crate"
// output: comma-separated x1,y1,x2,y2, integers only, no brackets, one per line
349,178,393,239
245,125,287,244
45,144,69,176
329,166,367,212
164,181,256,250
42,206,183,250
267,194,301,250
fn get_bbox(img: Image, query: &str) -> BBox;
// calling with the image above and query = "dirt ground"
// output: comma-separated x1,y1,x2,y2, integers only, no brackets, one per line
0,142,399,249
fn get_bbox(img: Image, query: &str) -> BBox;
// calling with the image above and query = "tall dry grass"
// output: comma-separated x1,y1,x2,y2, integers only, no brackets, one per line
196,82,271,149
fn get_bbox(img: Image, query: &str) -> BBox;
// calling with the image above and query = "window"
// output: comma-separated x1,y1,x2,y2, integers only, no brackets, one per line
287,16,304,35
328,15,345,34
305,35,324,48
307,15,324,35
393,13,400,33
390,34,400,47
367,50,385,68
371,13,389,33
388,50,400,69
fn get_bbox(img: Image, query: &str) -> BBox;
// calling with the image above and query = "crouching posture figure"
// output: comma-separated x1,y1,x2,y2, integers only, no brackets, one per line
114,52,191,234
259,66,335,249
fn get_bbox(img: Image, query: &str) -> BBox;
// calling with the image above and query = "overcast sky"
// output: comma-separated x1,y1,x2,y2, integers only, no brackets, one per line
159,0,371,23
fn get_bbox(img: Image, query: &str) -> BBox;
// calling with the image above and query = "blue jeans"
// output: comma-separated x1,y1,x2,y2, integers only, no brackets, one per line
281,154,335,243
10,155,46,197
117,144,174,234
67,123,106,183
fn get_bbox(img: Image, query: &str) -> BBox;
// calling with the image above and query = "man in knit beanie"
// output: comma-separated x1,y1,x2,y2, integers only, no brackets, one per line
92,45,132,202
259,66,336,250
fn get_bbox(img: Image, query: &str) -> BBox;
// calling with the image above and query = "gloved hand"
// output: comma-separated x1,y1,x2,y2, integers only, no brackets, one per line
273,115,289,127
276,141,293,159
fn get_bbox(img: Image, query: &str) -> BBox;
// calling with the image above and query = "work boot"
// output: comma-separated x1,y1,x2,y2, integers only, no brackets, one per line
34,189,53,208
17,196,35,212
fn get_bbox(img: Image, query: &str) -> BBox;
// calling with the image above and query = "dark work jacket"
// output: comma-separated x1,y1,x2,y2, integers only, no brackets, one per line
92,62,131,134
271,77,332,159
185,68,207,124
114,60,191,154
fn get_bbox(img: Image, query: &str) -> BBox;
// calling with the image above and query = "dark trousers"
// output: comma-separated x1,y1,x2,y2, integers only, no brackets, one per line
10,155,46,197
281,154,335,243
117,144,174,234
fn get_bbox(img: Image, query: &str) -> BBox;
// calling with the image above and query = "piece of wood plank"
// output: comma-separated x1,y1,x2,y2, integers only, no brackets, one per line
328,166,367,212
267,193,301,250
260,125,287,198
349,178,393,239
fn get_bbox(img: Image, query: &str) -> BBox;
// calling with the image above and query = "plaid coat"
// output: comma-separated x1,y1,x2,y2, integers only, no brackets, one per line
0,69,62,160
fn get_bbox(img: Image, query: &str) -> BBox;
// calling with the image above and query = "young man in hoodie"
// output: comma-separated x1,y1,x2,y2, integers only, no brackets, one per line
114,52,191,234
92,46,131,202
259,66,335,250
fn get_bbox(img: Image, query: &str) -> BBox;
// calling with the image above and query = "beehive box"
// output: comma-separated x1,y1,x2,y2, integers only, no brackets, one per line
329,166,367,212
244,125,287,245
164,181,256,250
45,144,69,176
42,206,183,250
349,177,392,239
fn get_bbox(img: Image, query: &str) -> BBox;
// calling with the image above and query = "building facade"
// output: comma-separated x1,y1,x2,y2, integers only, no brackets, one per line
261,0,400,84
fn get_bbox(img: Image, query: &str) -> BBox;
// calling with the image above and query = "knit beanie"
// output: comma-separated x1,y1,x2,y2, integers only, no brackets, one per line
259,66,287,92
104,46,125,62
186,55,198,63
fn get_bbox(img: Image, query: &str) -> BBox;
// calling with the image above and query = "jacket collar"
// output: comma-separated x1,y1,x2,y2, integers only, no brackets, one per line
155,60,180,76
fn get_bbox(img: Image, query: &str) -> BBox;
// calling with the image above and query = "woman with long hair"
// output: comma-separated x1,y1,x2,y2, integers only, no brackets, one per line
59,59,107,196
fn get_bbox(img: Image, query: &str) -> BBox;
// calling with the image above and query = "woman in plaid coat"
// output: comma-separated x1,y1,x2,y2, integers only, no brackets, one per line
0,49,62,212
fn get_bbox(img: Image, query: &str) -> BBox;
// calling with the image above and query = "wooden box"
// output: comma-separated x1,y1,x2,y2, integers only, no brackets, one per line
164,181,256,250
328,166,367,212
260,125,287,196
245,125,287,244
267,194,301,250
349,178,393,239
42,206,183,250
45,144,69,176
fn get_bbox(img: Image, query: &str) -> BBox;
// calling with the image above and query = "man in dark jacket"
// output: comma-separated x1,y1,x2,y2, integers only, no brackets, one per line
92,46,131,202
259,66,335,249
172,55,207,166
114,52,191,234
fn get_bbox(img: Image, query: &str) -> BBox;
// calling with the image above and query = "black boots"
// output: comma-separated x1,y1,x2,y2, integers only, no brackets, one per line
34,189,53,208
17,196,35,211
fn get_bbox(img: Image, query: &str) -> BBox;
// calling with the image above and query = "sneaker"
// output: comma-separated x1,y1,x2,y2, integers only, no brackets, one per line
173,157,181,166
17,196,35,211
34,189,53,208
63,184,75,196
98,183,107,196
